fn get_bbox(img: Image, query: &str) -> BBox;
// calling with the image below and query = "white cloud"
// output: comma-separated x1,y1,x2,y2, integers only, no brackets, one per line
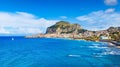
60,16,67,19
105,8,115,13
0,27,10,34
0,12,59,35
104,0,118,5
76,8,120,31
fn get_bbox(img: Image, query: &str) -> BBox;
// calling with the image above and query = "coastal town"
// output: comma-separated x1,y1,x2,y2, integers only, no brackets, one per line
26,21,120,47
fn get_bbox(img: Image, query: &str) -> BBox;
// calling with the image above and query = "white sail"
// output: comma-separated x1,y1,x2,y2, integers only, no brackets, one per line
12,38,14,40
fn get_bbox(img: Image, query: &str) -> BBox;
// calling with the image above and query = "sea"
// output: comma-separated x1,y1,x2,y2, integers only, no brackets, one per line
0,36,120,67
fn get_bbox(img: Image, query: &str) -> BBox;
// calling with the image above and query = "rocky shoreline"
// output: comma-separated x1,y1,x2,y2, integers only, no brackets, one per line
25,33,120,48
100,40,120,48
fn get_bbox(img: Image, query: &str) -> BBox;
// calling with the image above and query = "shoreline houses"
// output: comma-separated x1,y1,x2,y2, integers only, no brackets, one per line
100,36,111,40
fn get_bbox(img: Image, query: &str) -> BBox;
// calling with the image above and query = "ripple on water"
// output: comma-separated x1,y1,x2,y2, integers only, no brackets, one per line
0,37,120,67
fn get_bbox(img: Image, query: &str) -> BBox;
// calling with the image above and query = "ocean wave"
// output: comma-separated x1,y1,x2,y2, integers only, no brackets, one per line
101,51,120,55
92,44,100,45
67,54,81,57
92,47,120,56
94,55,103,57
88,45,108,49
94,50,120,56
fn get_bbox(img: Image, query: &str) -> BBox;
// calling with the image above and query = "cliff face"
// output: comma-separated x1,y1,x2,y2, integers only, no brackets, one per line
46,21,83,34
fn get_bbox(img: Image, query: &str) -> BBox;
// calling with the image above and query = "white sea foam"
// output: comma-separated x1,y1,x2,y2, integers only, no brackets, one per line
92,44,100,45
101,51,120,55
68,54,81,57
89,45,99,48
88,45,108,49
94,55,103,57
95,48,120,56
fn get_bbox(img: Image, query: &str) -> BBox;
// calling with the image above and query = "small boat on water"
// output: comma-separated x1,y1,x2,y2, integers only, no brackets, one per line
12,38,14,40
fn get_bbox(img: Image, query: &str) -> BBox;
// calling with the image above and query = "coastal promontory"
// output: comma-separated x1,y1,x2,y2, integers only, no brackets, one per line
26,21,120,47
46,21,85,34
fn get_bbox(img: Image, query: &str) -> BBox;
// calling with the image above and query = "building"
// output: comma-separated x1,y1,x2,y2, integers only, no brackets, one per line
100,36,111,40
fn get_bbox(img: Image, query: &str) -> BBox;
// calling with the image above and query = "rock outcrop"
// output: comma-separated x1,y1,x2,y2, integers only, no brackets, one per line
46,21,84,34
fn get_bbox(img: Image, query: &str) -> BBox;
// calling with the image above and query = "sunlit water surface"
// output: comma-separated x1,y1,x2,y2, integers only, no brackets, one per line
0,37,120,67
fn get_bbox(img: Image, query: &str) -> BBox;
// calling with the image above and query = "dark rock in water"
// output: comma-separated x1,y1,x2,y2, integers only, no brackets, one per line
111,41,120,46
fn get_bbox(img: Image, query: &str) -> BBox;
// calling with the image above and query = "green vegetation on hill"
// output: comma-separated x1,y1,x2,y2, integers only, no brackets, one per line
84,36,100,41
107,27,120,42
46,21,84,34
78,29,87,33
110,32,120,42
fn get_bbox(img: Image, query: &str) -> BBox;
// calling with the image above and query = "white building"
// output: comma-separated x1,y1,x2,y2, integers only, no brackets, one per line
100,36,111,40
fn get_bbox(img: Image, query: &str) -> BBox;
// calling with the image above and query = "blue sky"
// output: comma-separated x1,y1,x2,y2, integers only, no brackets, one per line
0,0,120,35
0,0,120,18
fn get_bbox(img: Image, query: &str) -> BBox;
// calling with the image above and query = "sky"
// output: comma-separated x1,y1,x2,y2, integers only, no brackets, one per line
0,0,120,36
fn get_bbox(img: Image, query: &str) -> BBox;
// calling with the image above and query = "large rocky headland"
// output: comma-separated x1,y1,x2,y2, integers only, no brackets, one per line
26,21,120,47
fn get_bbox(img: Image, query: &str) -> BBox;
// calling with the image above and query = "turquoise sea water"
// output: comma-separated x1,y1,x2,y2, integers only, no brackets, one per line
0,36,120,67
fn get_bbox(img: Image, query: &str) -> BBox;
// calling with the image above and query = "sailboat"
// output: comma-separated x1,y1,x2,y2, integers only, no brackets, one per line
12,38,14,41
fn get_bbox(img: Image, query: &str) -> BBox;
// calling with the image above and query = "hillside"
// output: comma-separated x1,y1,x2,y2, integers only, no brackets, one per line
46,21,87,34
